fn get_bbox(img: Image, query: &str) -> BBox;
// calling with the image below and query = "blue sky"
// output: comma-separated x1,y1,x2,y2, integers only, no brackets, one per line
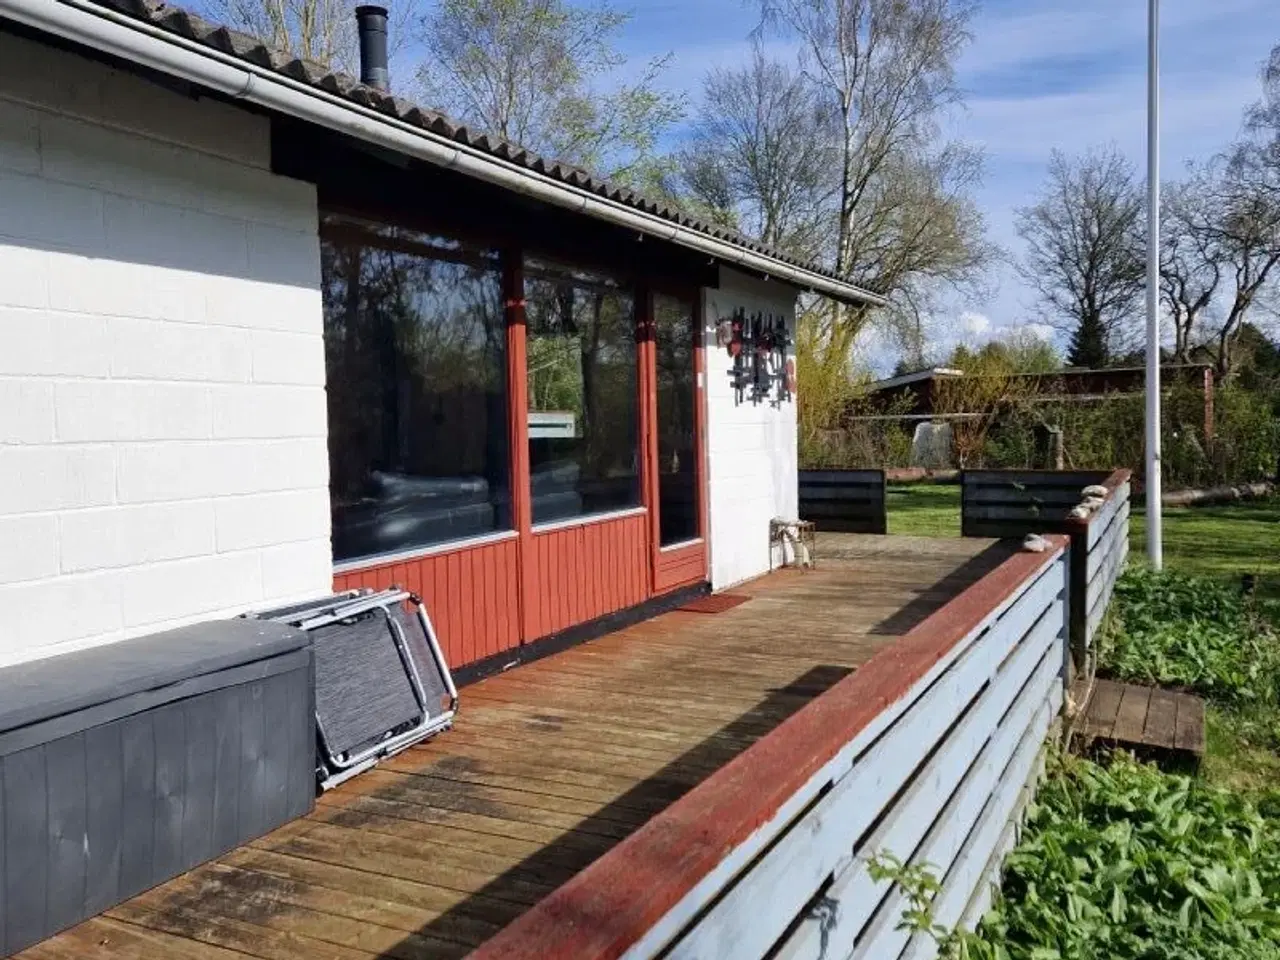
607,0,1278,360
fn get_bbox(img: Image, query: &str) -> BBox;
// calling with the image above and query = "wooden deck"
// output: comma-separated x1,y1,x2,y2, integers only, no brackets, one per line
18,535,1014,960
1081,678,1206,759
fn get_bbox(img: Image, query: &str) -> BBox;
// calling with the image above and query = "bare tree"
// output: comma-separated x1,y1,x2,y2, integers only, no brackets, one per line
1202,146,1280,378
414,0,682,183
1161,171,1223,363
721,0,993,392
1015,146,1146,366
678,48,838,263
757,0,985,285
197,0,413,76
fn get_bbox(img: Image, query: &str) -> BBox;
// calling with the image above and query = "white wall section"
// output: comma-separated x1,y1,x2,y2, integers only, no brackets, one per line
702,267,800,590
0,32,330,666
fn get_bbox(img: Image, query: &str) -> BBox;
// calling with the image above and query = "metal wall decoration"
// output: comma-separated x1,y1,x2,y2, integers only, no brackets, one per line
724,308,793,405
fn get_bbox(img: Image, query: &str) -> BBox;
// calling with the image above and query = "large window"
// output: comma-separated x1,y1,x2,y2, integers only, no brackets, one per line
524,258,639,525
654,294,700,545
321,215,510,562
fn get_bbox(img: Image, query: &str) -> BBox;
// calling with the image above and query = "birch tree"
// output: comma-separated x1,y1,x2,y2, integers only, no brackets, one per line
755,0,991,340
414,0,682,184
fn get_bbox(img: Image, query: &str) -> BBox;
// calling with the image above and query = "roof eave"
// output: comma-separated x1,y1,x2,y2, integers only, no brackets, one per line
1,0,887,309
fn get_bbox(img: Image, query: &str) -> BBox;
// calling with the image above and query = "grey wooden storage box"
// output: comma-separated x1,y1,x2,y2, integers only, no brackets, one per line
0,620,314,957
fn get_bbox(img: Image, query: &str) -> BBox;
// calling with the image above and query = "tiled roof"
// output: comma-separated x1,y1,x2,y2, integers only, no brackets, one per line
85,0,877,296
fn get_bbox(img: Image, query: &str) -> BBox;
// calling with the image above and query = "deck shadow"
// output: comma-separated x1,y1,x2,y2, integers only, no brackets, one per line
380,663,853,957
867,541,1016,636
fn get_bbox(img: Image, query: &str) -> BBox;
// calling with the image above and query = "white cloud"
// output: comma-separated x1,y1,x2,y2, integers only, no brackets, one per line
959,311,993,342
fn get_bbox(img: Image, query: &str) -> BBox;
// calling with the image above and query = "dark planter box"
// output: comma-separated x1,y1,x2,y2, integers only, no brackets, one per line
0,620,315,957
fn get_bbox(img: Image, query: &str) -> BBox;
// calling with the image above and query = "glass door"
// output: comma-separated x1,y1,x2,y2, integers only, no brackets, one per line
653,294,701,549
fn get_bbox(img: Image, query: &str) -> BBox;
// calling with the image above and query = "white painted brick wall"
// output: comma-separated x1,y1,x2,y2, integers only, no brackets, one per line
703,268,801,590
0,32,331,666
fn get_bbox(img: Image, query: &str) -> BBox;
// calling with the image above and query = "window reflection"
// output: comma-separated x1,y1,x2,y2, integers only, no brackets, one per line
524,259,639,524
655,294,699,545
321,215,510,561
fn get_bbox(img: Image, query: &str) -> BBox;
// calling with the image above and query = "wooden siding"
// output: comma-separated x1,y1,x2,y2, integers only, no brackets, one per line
525,512,651,641
333,535,522,668
654,541,708,594
472,538,1069,960
798,469,887,534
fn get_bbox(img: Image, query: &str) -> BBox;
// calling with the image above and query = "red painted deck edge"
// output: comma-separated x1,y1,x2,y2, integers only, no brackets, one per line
469,537,1068,960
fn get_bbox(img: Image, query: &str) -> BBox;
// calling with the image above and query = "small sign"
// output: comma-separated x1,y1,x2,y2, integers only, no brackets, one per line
528,411,577,439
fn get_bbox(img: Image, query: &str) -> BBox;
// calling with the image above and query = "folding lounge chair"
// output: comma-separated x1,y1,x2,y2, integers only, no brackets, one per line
246,588,458,791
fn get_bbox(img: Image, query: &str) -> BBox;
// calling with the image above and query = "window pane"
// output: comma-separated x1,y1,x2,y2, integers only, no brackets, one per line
524,258,639,525
655,295,699,545
321,216,510,562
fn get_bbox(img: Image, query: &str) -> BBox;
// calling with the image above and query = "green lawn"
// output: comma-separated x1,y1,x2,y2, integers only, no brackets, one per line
1130,499,1280,600
886,482,1279,597
884,483,961,537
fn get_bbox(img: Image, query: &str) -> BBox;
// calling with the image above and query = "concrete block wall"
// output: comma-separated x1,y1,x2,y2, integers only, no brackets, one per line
702,268,800,590
0,32,331,667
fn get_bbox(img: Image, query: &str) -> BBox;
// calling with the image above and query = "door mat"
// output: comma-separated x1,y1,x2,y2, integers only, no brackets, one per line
678,593,751,614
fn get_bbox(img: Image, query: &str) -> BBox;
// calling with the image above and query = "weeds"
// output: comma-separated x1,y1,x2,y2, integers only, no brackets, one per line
976,753,1280,959
1100,568,1280,704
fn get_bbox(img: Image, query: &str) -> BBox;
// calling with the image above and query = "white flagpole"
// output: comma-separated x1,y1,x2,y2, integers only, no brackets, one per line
1145,0,1163,569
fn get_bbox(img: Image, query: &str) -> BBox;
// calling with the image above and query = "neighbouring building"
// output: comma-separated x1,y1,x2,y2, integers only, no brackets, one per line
0,0,882,674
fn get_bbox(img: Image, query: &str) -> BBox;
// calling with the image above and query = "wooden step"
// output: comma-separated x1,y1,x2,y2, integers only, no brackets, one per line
1081,679,1205,759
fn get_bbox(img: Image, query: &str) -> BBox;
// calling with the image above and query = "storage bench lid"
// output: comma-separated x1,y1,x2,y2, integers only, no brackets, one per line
0,619,308,735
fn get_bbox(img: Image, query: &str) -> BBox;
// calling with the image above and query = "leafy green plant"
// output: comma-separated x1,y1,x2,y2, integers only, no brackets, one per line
867,853,991,960
1099,568,1280,704
970,753,1280,960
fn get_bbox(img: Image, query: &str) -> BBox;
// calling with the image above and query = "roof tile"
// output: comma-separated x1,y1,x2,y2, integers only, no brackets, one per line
83,0,875,293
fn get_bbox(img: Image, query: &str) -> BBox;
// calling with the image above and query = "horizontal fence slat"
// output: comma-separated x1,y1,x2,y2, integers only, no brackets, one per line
854,662,1062,960
797,489,884,503
776,588,1064,960
793,473,885,488
963,471,1109,489
965,489,1089,507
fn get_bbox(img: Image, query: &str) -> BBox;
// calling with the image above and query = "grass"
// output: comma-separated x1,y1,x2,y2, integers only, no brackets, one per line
1130,499,1280,601
884,483,961,537
886,482,1278,599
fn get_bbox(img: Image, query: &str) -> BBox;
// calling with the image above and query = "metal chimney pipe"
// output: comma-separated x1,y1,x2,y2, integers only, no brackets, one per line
355,5,389,91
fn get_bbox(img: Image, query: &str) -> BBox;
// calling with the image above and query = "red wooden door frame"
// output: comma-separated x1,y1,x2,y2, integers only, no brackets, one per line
503,252,535,643
648,288,708,593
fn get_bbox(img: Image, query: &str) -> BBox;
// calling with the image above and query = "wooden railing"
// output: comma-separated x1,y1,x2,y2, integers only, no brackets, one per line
472,539,1070,960
798,469,887,533
1064,470,1131,666
960,468,1131,672
961,469,1115,538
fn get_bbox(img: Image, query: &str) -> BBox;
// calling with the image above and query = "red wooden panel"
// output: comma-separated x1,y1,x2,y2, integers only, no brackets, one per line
526,513,651,640
331,536,521,669
655,541,708,593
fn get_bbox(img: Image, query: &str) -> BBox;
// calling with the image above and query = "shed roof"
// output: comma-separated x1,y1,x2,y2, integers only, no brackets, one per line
10,0,885,306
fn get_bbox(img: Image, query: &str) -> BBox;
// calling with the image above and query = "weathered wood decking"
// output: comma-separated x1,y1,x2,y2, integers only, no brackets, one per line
17,535,1014,960
1082,678,1206,759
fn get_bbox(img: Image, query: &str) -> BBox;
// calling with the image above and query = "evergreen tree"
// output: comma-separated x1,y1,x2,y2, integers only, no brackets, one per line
1067,314,1109,368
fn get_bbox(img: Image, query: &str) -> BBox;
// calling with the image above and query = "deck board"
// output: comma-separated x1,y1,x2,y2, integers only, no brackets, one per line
20,535,1012,960
1084,679,1206,759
